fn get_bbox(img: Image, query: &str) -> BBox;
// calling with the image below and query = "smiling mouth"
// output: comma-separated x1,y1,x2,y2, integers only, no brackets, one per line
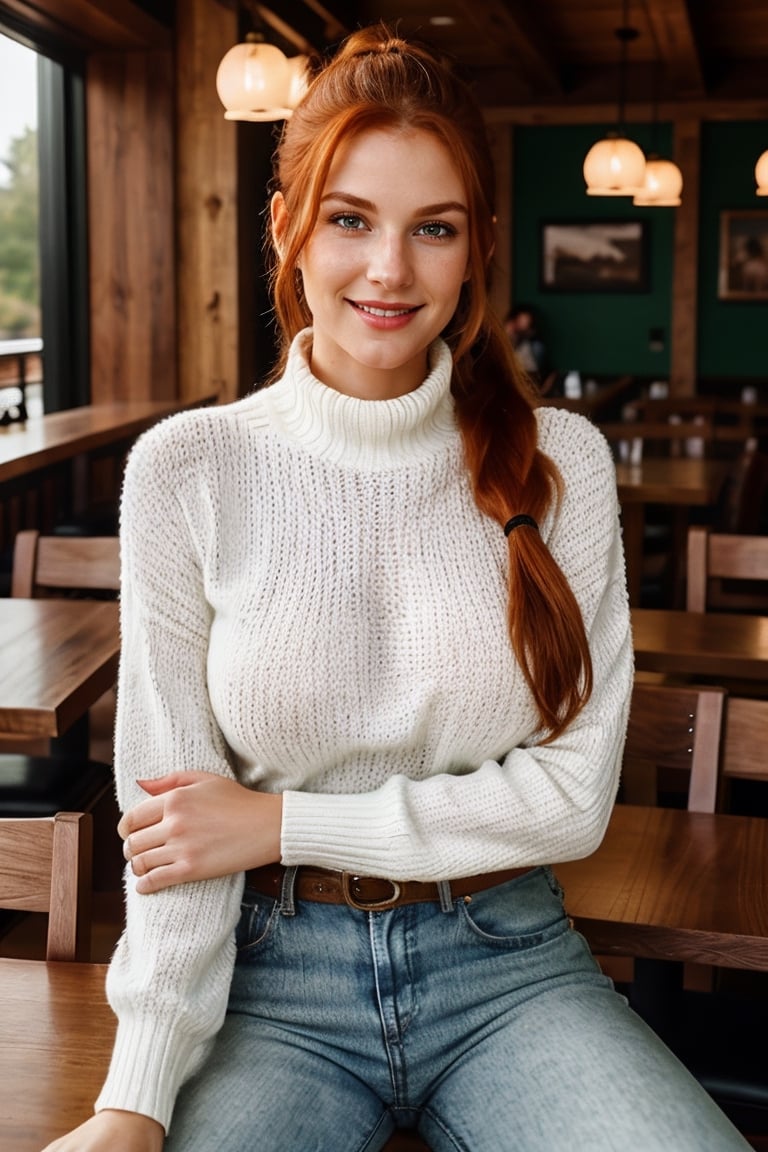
351,302,421,317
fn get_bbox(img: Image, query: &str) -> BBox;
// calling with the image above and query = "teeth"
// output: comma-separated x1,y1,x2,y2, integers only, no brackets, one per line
357,303,412,317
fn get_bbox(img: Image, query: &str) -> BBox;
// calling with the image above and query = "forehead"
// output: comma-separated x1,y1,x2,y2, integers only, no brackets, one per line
324,125,466,198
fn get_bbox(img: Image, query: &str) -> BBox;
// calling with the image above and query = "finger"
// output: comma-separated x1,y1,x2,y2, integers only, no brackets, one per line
135,859,195,895
122,816,170,861
136,771,213,795
129,843,177,877
118,796,165,840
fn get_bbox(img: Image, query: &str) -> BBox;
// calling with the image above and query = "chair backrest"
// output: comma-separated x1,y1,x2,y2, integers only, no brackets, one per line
0,812,93,960
598,418,719,459
629,396,768,442
621,681,725,814
722,696,768,790
686,526,768,614
11,530,120,598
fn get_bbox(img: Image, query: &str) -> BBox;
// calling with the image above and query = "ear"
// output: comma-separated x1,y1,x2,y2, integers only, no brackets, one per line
270,191,289,259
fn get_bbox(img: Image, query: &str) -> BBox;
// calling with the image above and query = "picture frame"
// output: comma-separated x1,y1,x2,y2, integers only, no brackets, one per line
718,210,768,300
539,219,649,293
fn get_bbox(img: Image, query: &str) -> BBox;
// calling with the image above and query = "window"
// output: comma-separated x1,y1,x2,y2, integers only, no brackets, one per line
0,34,40,416
0,22,88,414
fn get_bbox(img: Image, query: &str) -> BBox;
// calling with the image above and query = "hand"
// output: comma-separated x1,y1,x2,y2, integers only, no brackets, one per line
119,771,283,894
41,1109,164,1151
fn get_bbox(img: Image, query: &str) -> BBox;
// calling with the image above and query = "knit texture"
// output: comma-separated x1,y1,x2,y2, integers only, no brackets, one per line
95,330,633,1130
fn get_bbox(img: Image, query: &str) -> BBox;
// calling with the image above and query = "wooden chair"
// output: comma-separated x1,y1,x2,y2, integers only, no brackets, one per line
10,529,120,598
620,680,725,815
0,812,93,960
686,525,768,615
0,530,121,894
719,695,768,810
599,417,719,459
602,680,725,991
666,693,768,1142
622,396,768,460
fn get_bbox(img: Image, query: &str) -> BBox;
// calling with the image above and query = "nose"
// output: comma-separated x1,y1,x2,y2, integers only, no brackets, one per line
366,231,413,290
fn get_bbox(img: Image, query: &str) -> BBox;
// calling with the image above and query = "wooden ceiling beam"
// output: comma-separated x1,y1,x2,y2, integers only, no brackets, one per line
642,0,707,99
454,0,564,98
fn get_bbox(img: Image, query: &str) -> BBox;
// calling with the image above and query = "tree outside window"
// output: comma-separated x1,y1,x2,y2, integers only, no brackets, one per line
0,34,39,341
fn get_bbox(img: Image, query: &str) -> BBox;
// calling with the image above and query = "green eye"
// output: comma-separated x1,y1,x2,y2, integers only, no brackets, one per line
419,221,455,239
332,213,364,230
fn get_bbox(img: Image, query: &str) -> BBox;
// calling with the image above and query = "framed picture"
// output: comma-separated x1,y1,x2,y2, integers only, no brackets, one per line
540,219,649,293
718,210,768,300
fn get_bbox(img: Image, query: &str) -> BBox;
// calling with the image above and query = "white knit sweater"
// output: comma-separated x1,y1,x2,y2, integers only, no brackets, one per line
96,330,632,1130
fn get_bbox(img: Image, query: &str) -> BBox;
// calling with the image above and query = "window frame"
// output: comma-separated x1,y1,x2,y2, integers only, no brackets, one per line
0,13,89,412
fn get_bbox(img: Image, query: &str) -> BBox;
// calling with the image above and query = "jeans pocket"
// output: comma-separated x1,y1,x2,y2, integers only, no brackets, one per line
459,866,569,950
235,889,280,957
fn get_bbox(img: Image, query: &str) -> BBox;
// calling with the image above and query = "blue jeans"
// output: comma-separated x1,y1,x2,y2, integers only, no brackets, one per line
165,866,751,1150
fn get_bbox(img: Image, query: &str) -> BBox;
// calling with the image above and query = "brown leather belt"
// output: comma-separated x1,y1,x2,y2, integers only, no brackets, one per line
244,862,535,912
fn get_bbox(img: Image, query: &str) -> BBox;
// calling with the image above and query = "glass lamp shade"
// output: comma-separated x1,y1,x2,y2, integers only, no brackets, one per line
756,150,768,196
216,41,291,122
583,135,646,196
633,158,683,206
284,54,310,111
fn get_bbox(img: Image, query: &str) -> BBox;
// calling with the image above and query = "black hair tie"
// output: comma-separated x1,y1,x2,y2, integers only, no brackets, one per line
504,514,539,537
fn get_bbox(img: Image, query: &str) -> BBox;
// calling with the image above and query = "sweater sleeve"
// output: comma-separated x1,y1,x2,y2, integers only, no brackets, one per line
95,419,244,1132
280,413,634,880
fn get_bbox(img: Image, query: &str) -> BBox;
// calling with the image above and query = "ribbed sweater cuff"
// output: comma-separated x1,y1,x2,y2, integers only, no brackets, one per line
281,786,418,875
95,1016,210,1133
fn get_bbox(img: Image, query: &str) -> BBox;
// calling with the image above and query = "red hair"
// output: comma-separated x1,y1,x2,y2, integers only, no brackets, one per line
268,26,592,739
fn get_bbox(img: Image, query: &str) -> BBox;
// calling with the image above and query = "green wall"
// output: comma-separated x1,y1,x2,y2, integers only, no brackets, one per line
698,121,768,381
511,123,675,379
511,119,768,383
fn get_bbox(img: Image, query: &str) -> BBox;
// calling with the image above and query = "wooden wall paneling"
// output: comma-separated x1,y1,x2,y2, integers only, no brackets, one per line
87,49,176,402
176,0,240,405
670,118,701,397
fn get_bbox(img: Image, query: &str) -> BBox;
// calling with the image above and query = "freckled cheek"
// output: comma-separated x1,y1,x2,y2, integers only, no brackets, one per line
303,244,363,300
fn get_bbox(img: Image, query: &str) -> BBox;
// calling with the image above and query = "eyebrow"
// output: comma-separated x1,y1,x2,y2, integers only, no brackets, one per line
321,191,468,216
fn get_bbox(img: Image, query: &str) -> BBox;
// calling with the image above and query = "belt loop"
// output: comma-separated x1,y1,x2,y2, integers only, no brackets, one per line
279,865,298,916
437,879,454,913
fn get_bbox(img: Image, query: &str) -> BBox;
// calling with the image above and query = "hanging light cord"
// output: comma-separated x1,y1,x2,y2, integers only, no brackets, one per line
615,0,638,134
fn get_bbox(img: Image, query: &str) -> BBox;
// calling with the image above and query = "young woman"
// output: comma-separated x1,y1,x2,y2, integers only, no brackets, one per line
45,25,751,1152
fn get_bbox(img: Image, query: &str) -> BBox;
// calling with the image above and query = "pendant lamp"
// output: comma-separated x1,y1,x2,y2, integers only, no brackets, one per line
632,63,682,207
633,156,682,207
756,150,768,196
584,10,645,197
216,33,308,122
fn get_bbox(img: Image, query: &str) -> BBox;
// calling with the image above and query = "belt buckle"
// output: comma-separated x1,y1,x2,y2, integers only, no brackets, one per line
341,873,402,911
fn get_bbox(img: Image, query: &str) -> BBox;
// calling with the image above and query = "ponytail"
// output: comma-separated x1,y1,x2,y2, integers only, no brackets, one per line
451,316,593,740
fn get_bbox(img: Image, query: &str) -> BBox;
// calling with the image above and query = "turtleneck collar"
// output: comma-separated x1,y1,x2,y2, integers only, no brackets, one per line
261,329,459,470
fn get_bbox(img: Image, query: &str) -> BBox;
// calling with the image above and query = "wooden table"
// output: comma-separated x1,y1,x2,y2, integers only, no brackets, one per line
557,804,768,970
0,599,119,743
3,799,768,1150
615,457,730,605
631,606,768,681
0,958,113,1151
0,396,215,484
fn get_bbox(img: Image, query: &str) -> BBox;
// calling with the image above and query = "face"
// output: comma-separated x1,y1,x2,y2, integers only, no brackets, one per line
272,126,470,400
507,311,533,337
